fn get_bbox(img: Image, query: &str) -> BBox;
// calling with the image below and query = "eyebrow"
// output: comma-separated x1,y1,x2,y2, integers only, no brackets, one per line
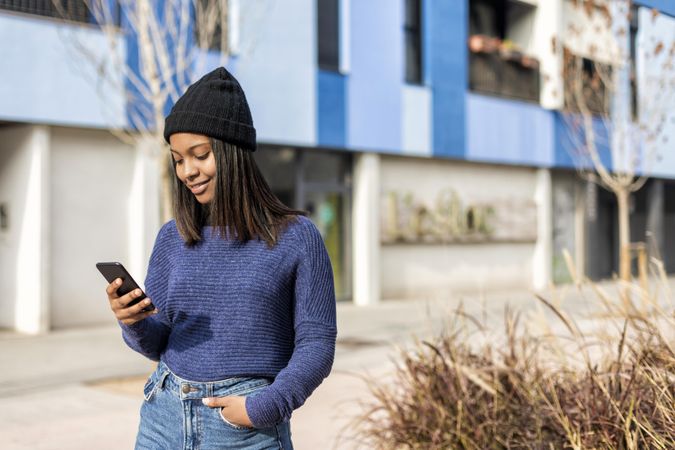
169,142,210,156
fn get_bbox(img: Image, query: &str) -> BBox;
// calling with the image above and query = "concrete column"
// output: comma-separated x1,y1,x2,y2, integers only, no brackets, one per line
127,137,162,283
352,152,380,306
646,179,664,257
15,125,51,334
534,0,564,109
339,0,350,74
533,168,553,290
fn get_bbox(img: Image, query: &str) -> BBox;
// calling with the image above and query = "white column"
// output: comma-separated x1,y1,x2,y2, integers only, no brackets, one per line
533,168,552,290
339,0,351,74
352,152,380,306
534,0,564,109
15,125,51,334
127,137,162,284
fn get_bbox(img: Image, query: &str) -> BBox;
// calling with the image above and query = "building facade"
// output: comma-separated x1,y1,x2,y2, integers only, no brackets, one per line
1,0,674,333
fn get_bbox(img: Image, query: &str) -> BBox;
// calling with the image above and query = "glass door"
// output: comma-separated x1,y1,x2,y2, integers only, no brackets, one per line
298,149,352,302
304,190,350,301
255,146,352,302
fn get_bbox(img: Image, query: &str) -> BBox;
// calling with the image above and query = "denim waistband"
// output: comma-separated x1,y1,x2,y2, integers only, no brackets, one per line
147,360,273,401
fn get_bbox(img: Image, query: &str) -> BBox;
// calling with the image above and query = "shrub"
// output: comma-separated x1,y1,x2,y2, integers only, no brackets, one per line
351,271,675,449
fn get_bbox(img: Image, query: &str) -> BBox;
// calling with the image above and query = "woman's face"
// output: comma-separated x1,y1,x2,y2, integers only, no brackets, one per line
169,132,217,204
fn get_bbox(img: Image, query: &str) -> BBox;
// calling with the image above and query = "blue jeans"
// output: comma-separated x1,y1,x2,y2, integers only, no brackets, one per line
135,360,294,449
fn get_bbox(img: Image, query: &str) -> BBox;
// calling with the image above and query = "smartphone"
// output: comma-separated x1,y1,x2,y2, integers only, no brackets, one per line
96,262,156,312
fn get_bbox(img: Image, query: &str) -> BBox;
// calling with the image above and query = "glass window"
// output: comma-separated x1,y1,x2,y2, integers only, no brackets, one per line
404,0,423,84
303,150,344,185
194,0,228,52
318,0,340,71
253,146,297,209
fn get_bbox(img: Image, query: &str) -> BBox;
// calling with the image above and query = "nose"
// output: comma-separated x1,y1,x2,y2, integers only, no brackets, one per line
180,159,199,180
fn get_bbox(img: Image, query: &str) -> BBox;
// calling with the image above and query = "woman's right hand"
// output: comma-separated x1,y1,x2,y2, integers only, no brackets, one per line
106,278,158,326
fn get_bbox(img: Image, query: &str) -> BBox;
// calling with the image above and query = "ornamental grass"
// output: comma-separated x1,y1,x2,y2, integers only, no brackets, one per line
350,256,675,449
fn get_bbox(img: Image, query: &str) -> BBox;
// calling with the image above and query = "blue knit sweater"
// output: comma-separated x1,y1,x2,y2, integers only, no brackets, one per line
119,215,337,429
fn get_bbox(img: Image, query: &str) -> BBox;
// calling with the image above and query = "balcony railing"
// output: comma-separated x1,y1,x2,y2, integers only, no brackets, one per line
468,35,540,104
0,0,90,24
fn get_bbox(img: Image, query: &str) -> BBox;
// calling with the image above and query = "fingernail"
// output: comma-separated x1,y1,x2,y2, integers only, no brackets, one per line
135,289,141,296
144,299,150,305
202,398,210,405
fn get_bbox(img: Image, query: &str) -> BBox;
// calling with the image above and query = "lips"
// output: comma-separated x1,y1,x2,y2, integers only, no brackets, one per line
188,179,210,195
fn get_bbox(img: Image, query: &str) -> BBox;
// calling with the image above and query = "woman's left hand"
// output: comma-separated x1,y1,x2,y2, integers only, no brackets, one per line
202,396,253,428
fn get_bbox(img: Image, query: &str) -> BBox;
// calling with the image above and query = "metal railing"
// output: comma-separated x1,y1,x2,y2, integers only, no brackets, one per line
0,0,90,23
469,48,540,103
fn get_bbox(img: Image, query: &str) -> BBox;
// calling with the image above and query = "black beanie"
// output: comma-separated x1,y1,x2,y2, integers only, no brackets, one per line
163,67,257,151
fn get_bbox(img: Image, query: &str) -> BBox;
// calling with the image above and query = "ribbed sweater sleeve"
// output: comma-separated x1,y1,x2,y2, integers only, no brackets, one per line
118,222,172,361
244,219,338,428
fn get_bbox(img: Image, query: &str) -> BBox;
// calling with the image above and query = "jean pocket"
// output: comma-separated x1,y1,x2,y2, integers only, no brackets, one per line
219,407,255,430
143,370,169,402
215,379,271,431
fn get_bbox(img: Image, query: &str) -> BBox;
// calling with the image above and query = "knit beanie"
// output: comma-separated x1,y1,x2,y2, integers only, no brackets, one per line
163,67,257,151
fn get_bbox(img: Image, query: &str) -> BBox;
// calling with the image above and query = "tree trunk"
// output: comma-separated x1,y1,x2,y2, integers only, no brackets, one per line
616,187,631,284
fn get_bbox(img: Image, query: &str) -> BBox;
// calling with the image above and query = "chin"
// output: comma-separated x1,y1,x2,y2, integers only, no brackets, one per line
197,191,215,204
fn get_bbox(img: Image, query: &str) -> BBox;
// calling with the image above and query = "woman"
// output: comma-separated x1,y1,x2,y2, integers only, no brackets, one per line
105,67,337,449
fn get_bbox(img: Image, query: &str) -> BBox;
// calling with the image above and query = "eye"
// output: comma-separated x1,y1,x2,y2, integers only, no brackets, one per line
173,159,183,165
196,152,210,160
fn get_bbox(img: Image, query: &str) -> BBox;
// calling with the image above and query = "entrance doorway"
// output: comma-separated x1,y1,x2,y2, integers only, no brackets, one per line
254,146,352,302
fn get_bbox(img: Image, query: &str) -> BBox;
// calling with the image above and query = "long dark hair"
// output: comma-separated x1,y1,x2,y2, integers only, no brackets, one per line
171,138,307,247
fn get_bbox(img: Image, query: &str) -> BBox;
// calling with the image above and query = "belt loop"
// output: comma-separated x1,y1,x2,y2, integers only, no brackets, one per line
157,369,170,391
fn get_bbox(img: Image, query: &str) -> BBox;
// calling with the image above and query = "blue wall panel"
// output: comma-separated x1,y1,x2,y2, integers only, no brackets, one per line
347,0,403,152
318,70,346,148
635,0,675,17
466,94,554,166
0,12,127,128
428,0,467,158
554,112,612,171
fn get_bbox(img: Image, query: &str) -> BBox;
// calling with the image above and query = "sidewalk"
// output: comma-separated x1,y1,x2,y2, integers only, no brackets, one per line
0,280,670,449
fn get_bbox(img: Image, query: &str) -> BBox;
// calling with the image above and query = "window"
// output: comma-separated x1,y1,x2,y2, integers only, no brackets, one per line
469,0,507,39
629,4,638,120
563,48,611,115
0,0,90,23
194,0,228,52
404,0,423,84
318,0,340,71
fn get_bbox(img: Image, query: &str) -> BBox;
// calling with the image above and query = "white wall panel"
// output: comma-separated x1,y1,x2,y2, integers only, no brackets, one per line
379,155,539,299
401,85,432,157
50,127,134,328
0,12,126,128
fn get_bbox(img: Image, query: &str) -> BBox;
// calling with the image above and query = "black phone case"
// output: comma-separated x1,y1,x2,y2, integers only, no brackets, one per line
96,262,155,312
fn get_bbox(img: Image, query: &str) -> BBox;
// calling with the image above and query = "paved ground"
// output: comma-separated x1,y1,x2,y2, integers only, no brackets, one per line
1,280,671,449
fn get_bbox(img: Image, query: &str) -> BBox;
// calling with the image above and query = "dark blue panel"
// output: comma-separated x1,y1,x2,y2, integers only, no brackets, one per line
554,112,612,171
427,0,467,158
318,70,346,148
466,93,554,166
635,0,675,17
